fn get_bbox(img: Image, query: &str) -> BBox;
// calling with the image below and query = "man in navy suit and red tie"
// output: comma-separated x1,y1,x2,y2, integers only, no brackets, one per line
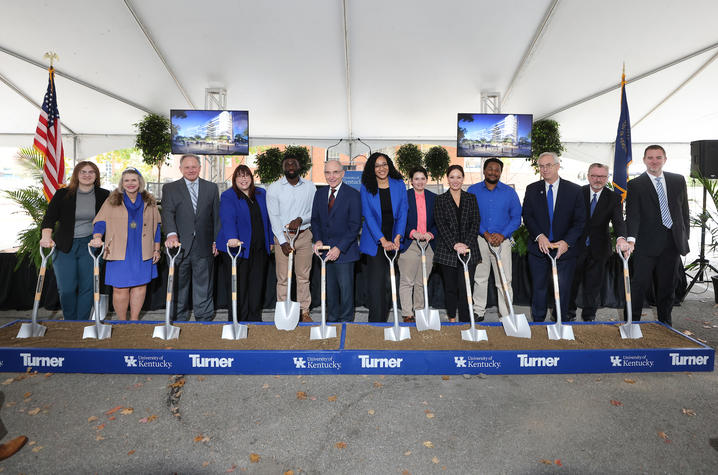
311,160,362,321
522,152,586,322
568,163,628,321
624,145,689,326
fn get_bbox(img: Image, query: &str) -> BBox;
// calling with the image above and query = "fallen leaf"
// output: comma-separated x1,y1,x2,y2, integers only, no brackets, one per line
441,376,450,380
120,407,134,415
682,330,694,336
138,417,148,424
249,453,261,463
5,402,16,407
402,471,410,475
658,431,671,443
432,456,440,464
127,450,135,455
539,459,553,465
86,415,98,423
147,414,158,422
226,464,237,472
555,459,563,466
108,416,116,421
96,424,105,431
368,409,375,415
335,442,347,449
681,408,696,416
32,446,43,452
28,407,41,416
44,373,53,378
202,462,210,467
95,435,105,441
328,395,337,402
171,378,186,388
194,434,210,443
624,379,636,384
310,396,317,401
262,384,269,389
283,471,293,475
132,382,143,389
296,391,307,400
610,400,623,406
404,450,412,456
426,412,435,419
1,378,13,385
23,392,32,398
373,381,383,388
104,406,123,416
423,441,434,448
198,376,206,381
565,378,574,383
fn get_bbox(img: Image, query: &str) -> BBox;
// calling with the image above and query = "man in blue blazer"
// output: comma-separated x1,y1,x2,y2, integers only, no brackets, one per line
311,160,362,321
522,152,586,322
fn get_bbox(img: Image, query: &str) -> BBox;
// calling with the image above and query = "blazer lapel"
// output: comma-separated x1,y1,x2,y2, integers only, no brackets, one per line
642,173,660,207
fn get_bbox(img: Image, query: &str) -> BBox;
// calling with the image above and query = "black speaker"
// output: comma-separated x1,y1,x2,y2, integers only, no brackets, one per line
690,140,718,178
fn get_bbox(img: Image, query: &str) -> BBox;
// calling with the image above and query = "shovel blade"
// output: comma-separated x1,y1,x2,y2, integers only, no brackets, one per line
222,323,248,340
415,308,441,332
619,323,643,339
153,324,180,340
274,301,300,331
384,325,411,341
461,327,488,342
82,323,112,340
547,322,575,340
501,313,532,339
16,322,47,339
310,324,337,340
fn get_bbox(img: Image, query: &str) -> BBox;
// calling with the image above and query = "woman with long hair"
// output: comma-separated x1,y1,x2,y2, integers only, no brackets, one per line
359,152,408,322
433,165,481,322
89,168,161,321
40,161,110,320
216,165,273,321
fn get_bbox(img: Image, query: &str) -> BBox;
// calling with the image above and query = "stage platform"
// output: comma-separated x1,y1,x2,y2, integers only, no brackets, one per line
0,321,713,375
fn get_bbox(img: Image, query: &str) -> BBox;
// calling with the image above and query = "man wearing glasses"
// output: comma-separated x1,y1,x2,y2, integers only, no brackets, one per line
567,163,628,321
522,152,586,322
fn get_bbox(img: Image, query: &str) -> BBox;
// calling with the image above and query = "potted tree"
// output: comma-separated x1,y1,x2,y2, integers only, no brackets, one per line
134,113,172,189
395,143,423,182
254,147,284,184
424,145,450,192
530,119,565,173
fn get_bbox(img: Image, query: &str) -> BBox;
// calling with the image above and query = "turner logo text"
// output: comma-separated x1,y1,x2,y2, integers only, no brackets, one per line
669,353,709,366
189,354,234,368
20,353,64,368
358,355,403,368
517,354,559,367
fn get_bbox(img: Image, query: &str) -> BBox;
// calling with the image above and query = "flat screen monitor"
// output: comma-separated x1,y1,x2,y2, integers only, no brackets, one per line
457,113,532,158
170,109,249,155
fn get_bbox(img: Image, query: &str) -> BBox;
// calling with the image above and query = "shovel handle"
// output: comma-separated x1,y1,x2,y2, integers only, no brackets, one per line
456,249,471,268
283,225,299,249
87,242,104,261
383,248,398,264
39,243,55,262
416,238,429,252
166,243,182,261
226,241,243,261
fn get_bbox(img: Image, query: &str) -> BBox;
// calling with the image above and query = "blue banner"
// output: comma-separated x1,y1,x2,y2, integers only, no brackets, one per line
612,72,632,201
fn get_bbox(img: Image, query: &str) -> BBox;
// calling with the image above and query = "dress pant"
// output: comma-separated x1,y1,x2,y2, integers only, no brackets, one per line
398,240,433,317
568,248,606,321
53,235,94,321
173,245,215,321
473,237,512,318
222,249,268,322
527,252,576,322
326,261,355,322
627,228,679,325
365,246,399,322
274,229,313,312
440,263,476,322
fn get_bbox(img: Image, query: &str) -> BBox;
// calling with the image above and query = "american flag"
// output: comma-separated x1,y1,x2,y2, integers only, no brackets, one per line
34,67,65,201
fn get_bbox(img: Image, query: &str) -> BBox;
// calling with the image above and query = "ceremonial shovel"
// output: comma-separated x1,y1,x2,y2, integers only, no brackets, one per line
384,248,410,341
153,245,181,340
618,245,642,339
414,239,441,331
546,247,574,340
83,243,112,340
488,244,531,338
457,250,488,342
310,246,337,340
274,226,300,330
17,244,54,338
222,242,248,340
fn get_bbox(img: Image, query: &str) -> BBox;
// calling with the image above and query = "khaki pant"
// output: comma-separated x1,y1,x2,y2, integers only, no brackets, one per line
398,240,434,317
472,237,512,318
274,229,313,311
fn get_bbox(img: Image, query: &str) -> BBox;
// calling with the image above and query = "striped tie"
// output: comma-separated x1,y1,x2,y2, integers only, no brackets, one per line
189,181,198,213
654,177,672,228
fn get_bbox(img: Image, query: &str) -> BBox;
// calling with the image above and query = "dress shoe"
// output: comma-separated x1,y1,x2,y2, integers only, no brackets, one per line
474,313,485,322
0,436,28,460
403,315,415,323
301,310,313,323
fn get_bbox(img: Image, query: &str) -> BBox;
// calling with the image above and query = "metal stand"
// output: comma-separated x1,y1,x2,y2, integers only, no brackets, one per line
17,245,54,338
683,185,718,299
222,243,248,340
83,243,112,340
310,246,337,340
153,245,181,340
384,249,410,341
457,250,488,342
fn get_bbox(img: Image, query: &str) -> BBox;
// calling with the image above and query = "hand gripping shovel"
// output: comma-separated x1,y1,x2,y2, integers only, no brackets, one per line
546,247,574,340
83,243,112,340
222,242,248,340
274,226,301,330
488,244,531,338
414,239,441,331
457,250,488,342
17,244,54,338
153,245,181,340
310,246,337,340
384,248,410,341
618,245,642,339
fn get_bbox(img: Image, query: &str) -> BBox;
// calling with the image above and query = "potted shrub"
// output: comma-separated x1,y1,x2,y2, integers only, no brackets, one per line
530,119,565,174
254,147,284,184
424,145,451,191
395,143,423,181
134,113,172,185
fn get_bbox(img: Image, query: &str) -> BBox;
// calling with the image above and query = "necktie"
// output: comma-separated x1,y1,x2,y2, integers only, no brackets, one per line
189,181,198,213
328,187,336,212
547,184,554,241
586,193,597,246
655,177,673,228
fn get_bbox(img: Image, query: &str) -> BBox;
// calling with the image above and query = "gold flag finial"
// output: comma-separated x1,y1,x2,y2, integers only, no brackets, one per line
43,51,58,68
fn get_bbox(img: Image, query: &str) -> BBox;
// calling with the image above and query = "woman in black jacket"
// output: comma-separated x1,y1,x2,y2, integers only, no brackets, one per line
40,161,110,320
433,165,481,323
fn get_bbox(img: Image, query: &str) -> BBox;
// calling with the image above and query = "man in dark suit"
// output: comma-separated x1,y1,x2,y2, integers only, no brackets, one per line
625,145,689,325
161,154,220,321
311,160,361,321
568,163,628,321
522,152,586,322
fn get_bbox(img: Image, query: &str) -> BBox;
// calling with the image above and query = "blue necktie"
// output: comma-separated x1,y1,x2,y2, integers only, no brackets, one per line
655,177,673,228
586,192,597,246
547,184,554,241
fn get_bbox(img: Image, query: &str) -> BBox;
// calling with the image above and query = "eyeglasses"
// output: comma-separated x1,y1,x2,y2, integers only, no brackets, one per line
589,174,608,179
374,162,389,169
538,163,558,170
78,170,96,175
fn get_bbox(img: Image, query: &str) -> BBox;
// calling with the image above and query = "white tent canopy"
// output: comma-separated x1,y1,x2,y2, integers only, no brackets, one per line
1,0,718,161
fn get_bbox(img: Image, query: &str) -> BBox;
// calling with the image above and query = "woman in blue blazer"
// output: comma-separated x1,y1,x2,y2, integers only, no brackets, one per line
217,165,273,321
360,152,408,322
398,167,438,322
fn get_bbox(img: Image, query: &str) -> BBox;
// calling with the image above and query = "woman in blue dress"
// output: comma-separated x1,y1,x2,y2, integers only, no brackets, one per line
90,168,161,320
